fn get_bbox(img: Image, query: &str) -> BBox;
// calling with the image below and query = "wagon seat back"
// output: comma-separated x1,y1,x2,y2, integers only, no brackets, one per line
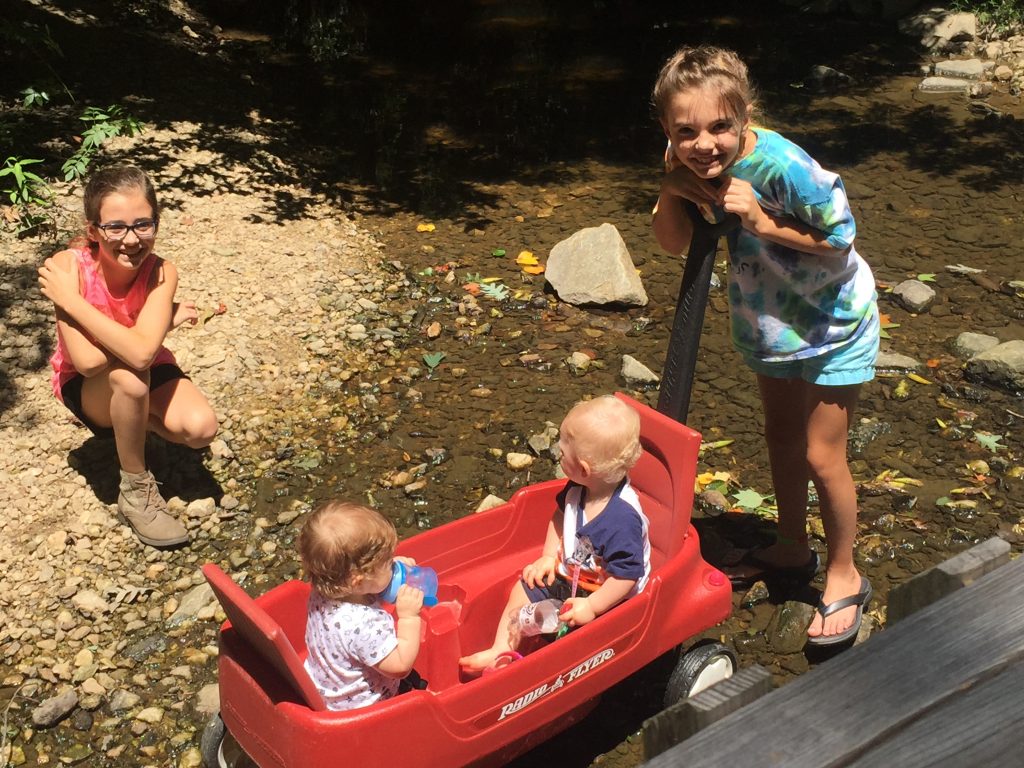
202,562,327,711
615,393,701,571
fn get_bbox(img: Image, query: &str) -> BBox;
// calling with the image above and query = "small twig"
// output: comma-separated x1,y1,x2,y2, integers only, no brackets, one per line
0,683,29,768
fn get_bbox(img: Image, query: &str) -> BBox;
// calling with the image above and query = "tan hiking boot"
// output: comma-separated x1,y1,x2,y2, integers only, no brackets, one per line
118,469,189,547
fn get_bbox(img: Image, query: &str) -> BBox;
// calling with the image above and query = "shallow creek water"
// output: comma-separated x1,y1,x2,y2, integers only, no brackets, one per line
218,3,1023,765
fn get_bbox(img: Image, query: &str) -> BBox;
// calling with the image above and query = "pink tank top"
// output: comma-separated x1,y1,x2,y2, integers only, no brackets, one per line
50,247,176,400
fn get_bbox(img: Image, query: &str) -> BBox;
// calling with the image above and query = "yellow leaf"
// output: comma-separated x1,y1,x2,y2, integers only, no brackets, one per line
522,264,545,275
416,222,436,232
696,472,717,486
512,289,532,300
907,373,931,385
936,418,947,429
481,277,502,284
516,250,538,266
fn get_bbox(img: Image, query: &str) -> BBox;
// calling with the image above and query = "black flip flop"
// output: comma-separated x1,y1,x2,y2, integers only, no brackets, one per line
725,549,820,590
805,577,873,647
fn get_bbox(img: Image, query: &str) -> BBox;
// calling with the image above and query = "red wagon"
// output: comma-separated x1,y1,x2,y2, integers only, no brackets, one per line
201,393,734,767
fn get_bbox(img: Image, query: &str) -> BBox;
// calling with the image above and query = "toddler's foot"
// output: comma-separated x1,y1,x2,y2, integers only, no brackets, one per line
458,647,507,674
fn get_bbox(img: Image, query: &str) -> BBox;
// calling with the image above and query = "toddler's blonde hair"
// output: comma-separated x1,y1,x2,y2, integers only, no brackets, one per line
298,501,397,600
652,45,757,128
561,395,642,484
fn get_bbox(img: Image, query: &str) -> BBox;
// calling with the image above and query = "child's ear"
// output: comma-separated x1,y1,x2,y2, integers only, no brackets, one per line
578,459,592,478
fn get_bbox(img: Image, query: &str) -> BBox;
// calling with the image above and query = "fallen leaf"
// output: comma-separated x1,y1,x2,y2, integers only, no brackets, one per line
878,313,900,329
973,431,1005,452
907,373,931,385
463,282,481,296
733,488,767,510
416,222,436,232
926,358,941,368
516,250,538,266
491,249,506,257
522,264,545,275
917,273,936,282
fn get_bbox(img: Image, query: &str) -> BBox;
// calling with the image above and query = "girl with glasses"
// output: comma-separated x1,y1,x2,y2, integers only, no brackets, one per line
38,164,218,548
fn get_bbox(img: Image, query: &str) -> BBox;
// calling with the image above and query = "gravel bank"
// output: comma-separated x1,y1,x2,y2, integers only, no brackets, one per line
0,121,399,764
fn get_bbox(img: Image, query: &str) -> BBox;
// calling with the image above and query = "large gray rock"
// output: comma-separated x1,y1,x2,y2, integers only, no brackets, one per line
964,340,1024,391
546,223,648,307
892,279,936,313
952,332,1000,359
621,355,660,385
900,9,976,51
765,601,816,654
919,76,969,93
934,59,993,80
32,688,78,728
166,582,216,627
875,351,921,371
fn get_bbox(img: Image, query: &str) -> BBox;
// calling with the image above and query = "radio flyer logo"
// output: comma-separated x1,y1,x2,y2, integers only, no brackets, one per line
496,647,615,721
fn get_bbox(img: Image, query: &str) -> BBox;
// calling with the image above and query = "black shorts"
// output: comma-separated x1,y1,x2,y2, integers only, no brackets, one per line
521,576,574,604
60,363,189,438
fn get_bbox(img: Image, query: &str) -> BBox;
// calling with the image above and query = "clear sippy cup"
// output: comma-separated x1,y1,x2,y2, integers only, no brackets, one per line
378,561,438,606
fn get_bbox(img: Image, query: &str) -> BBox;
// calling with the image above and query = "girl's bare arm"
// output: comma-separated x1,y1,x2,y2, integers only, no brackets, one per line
40,256,177,370
45,251,111,377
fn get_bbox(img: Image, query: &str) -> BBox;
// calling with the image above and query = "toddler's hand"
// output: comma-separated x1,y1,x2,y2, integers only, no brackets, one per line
523,555,557,588
394,555,417,567
38,257,80,311
171,300,198,329
718,177,764,232
394,584,424,618
559,596,596,627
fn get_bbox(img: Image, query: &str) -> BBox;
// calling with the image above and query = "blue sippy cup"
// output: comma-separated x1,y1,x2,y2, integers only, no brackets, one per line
379,561,438,606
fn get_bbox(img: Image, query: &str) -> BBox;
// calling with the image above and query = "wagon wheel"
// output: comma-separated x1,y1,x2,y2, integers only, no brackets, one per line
663,641,737,707
200,713,225,768
201,713,259,768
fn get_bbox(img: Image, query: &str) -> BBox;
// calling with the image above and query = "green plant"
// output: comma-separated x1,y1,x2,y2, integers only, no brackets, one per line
0,156,52,233
422,351,446,373
61,105,145,182
20,87,50,108
0,20,74,102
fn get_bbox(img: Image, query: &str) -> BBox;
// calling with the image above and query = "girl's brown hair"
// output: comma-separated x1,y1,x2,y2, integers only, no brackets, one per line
298,501,398,600
83,164,160,226
652,45,757,127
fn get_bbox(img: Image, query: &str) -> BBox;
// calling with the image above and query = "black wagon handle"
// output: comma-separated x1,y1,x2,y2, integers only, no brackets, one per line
656,203,740,424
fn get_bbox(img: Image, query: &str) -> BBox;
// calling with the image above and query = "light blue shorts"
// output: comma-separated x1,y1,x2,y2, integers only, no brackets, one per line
742,309,879,387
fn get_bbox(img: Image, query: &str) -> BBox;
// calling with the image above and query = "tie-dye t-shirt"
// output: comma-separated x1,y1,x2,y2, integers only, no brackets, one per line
720,128,876,362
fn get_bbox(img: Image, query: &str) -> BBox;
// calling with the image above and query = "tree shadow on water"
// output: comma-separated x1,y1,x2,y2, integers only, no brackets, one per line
68,435,222,507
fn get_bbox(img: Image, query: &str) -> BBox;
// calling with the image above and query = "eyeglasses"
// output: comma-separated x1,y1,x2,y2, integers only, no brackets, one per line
94,219,158,241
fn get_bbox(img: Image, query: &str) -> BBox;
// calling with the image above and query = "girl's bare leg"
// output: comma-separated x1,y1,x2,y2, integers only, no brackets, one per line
727,376,815,578
80,363,150,472
148,378,218,449
730,377,864,639
804,383,863,640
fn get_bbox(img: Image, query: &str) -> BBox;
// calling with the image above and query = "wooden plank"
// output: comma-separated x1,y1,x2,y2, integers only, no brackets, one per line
643,556,1024,768
642,665,772,759
887,537,1011,623
848,658,1024,767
